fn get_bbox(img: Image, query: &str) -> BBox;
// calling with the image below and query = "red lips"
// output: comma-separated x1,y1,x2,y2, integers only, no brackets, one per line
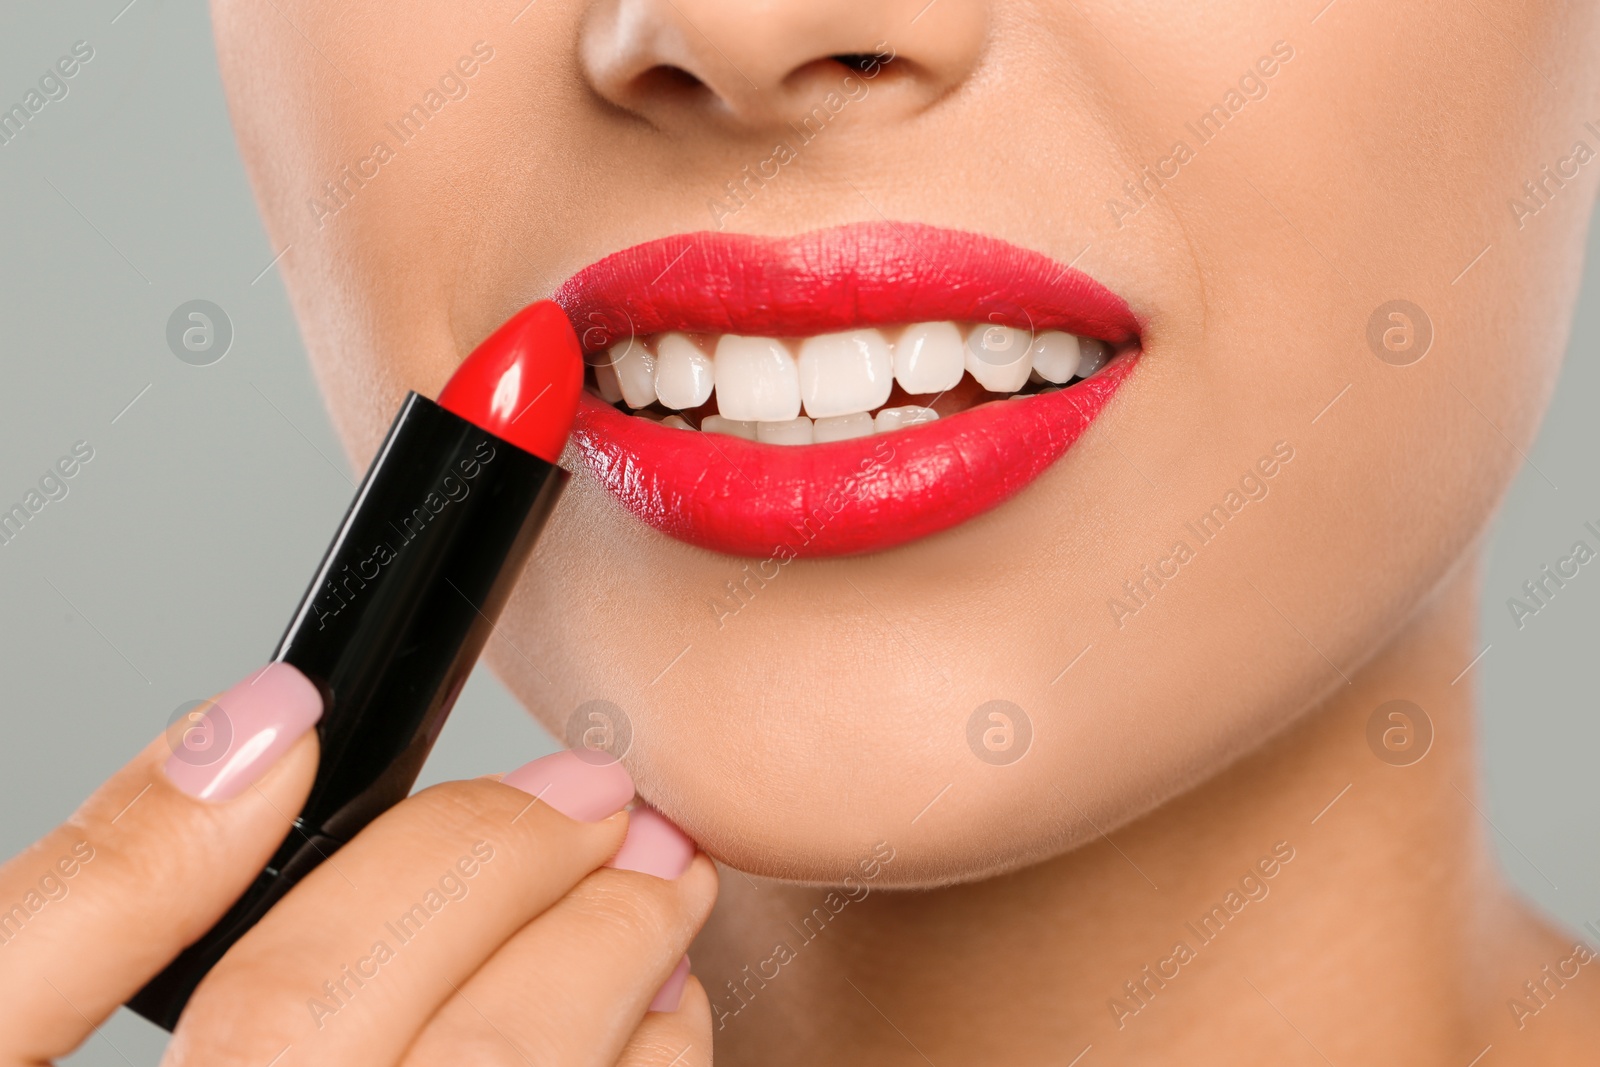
554,223,1141,558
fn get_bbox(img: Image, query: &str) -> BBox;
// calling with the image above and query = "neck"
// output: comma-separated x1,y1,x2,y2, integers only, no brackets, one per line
698,558,1597,1064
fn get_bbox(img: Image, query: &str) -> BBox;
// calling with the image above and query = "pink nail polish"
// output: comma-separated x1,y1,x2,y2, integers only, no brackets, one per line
649,955,691,1012
502,750,634,822
608,806,695,879
163,663,323,802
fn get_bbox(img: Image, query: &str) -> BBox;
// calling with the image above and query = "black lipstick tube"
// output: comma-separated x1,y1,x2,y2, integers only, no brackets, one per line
127,392,565,1030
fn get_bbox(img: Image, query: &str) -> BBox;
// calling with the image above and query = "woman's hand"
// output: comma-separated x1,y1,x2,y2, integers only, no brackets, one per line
0,663,716,1067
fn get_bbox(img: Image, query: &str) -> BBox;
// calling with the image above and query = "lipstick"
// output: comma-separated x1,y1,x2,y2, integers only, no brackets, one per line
126,301,583,1030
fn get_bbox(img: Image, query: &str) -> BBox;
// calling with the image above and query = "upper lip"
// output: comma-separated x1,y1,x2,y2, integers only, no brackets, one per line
553,222,1142,558
554,220,1140,351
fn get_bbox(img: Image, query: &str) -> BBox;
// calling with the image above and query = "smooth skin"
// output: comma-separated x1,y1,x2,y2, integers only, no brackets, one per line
0,722,718,1066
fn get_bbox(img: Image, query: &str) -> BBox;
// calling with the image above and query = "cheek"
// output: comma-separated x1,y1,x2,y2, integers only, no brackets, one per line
213,0,590,465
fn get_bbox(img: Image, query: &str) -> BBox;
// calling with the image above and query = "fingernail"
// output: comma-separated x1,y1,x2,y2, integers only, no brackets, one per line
649,955,691,1012
607,805,695,879
502,750,634,822
164,662,323,802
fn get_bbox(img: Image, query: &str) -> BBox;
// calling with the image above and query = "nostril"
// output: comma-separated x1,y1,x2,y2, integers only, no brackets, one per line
628,64,711,106
831,53,895,75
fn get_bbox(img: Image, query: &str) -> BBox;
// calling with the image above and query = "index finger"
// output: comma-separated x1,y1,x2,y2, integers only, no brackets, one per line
0,663,322,1063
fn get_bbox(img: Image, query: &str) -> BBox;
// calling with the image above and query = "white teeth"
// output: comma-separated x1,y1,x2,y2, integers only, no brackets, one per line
813,412,874,443
713,335,801,422
593,321,1120,437
894,321,964,395
593,357,625,403
756,416,815,445
701,414,758,440
654,333,714,410
1077,337,1110,377
1029,331,1081,384
611,339,658,409
965,324,1033,392
798,329,893,418
874,405,939,432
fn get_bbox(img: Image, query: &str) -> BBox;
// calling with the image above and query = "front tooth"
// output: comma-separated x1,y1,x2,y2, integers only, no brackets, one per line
797,329,892,418
611,339,657,408
813,412,874,442
965,324,1033,392
661,414,693,430
714,336,801,421
654,333,714,410
593,356,625,403
1076,338,1111,378
894,321,964,395
1029,331,1081,384
874,405,939,432
701,415,758,441
756,417,814,445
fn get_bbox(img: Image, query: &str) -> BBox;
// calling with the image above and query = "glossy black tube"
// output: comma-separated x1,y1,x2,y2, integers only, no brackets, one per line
127,392,566,1030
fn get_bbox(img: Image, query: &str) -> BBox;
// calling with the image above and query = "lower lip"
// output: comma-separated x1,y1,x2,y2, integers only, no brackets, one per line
572,356,1137,558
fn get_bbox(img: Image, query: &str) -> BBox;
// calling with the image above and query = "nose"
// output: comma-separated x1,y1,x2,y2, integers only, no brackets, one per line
579,0,987,129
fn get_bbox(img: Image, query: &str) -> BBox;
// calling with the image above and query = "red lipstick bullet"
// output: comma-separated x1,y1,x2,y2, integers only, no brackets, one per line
438,300,584,464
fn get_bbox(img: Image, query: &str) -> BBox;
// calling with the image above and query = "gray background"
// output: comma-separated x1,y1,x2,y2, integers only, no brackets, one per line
0,2,1595,1063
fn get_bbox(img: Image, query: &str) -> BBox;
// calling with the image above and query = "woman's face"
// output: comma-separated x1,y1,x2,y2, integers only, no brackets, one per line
213,0,1598,884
